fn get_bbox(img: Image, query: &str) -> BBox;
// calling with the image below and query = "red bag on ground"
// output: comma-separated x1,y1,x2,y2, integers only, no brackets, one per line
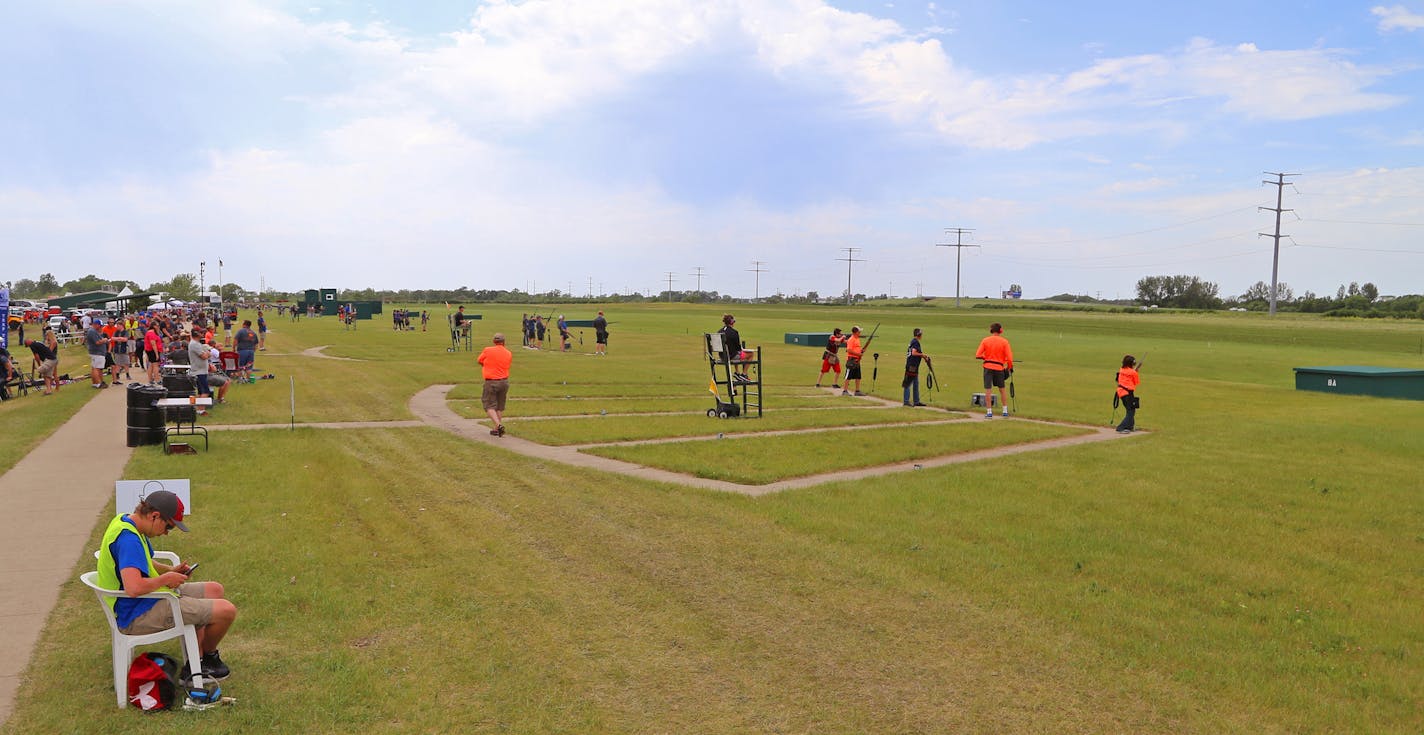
127,652,180,711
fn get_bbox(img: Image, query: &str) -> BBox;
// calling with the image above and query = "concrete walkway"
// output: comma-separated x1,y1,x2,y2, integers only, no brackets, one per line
0,383,133,721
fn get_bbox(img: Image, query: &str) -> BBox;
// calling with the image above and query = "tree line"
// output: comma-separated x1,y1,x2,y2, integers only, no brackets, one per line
1135,275,1424,318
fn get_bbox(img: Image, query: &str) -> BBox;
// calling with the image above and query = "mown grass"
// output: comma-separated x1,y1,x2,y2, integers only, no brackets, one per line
23,427,1196,734
584,419,1088,483
0,342,98,475
8,301,1424,733
493,405,952,445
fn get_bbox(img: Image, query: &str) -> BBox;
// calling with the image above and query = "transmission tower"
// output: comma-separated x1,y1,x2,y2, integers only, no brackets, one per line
837,247,865,305
689,266,706,300
748,260,767,301
1259,172,1297,316
664,271,676,302
936,227,977,308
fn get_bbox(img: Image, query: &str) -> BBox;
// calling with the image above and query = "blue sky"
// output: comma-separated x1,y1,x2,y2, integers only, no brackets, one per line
3,1,1423,300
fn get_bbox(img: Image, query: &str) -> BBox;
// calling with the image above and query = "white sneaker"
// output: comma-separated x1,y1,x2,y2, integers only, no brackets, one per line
1002,409,1009,417
984,411,993,419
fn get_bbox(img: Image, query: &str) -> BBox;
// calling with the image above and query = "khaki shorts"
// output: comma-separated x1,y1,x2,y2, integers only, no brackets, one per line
89,354,107,370
481,379,509,411
37,359,57,378
121,583,215,635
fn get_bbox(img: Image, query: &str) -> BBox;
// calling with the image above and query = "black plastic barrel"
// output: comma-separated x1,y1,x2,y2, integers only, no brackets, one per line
125,383,169,447
160,373,196,423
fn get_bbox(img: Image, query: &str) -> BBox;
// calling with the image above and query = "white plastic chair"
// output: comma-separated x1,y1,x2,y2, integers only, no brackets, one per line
80,551,205,708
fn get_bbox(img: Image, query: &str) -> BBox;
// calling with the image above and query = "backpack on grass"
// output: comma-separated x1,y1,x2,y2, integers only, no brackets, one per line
127,652,181,711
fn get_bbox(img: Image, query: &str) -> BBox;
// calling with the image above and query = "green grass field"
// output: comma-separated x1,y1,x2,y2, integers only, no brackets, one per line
583,419,1088,483
7,301,1424,734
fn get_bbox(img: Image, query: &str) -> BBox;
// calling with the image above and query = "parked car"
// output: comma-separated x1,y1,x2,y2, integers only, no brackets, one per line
48,315,69,332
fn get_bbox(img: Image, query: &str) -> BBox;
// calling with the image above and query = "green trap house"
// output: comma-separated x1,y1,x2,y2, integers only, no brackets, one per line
1293,365,1424,401
784,332,834,347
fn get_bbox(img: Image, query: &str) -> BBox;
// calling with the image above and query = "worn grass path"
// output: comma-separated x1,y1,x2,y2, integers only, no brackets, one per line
408,384,1137,496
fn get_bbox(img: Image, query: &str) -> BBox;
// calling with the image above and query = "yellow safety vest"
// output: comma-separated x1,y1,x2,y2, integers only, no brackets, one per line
96,515,166,612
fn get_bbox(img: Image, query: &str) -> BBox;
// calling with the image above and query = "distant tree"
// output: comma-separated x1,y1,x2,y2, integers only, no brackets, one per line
1136,275,1221,308
805,291,819,302
1360,282,1379,302
152,273,199,301
36,273,60,295
10,278,38,298
61,274,114,293
1241,281,1293,303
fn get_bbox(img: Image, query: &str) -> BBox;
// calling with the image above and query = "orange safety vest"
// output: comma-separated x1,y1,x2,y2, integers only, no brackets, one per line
1116,367,1139,398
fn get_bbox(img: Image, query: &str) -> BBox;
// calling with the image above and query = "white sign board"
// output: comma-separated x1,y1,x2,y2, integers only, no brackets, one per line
115,479,192,515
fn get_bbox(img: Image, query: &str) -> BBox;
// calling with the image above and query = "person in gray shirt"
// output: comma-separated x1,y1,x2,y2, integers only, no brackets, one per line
188,335,213,398
85,319,108,388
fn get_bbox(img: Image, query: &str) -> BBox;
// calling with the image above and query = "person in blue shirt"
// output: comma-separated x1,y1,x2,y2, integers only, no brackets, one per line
97,490,237,680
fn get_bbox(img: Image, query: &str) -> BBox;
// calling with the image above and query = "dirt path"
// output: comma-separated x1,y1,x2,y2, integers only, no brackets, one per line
409,385,1138,497
300,345,362,361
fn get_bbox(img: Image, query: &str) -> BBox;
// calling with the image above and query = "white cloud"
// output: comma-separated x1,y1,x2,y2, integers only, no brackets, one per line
1373,5,1424,32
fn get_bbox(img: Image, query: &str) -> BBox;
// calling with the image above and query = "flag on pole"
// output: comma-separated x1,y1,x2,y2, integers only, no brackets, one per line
707,379,718,396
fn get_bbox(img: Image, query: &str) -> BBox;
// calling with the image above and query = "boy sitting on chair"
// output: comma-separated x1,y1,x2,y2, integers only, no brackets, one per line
97,490,237,680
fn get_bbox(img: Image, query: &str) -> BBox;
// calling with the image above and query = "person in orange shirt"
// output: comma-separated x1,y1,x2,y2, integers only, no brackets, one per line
1115,355,1140,433
477,332,514,436
843,326,866,396
975,322,1014,418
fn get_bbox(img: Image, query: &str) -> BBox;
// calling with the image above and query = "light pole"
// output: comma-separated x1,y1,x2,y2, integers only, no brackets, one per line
199,261,206,307
218,259,224,315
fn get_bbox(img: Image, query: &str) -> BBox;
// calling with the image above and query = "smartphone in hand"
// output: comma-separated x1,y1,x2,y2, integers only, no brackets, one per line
182,563,199,577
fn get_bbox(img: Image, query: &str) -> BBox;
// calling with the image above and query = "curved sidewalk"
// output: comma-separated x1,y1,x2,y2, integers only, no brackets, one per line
0,384,132,722
410,385,1138,497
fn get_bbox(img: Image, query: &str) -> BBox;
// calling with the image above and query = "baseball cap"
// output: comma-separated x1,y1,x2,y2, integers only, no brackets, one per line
144,490,189,532
492,332,506,343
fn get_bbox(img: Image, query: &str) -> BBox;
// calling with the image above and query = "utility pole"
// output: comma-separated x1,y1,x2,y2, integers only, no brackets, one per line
837,247,864,306
1259,172,1296,316
587,277,593,299
936,227,977,308
664,271,676,302
689,266,706,301
748,260,767,301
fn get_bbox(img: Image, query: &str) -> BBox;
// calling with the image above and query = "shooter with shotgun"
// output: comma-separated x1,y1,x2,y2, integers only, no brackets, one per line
1114,354,1142,433
902,328,930,407
844,323,878,396
975,322,1014,419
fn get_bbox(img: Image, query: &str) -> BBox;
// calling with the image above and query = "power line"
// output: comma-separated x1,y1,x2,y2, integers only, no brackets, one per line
976,206,1259,246
936,227,977,308
1260,171,1297,315
837,247,864,306
1289,243,1424,254
1300,218,1424,227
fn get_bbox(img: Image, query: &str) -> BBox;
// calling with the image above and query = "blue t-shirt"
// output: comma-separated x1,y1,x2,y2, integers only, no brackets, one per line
905,338,923,371
108,516,160,628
